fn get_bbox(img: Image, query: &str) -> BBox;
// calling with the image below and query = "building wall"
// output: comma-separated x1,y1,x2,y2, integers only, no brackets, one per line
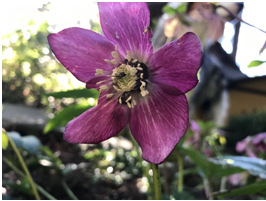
228,89,266,117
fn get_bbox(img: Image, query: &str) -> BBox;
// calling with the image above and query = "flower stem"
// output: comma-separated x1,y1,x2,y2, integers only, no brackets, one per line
162,163,170,194
6,135,41,200
128,131,152,199
61,180,78,200
203,177,214,200
3,158,57,200
151,164,162,200
177,152,183,193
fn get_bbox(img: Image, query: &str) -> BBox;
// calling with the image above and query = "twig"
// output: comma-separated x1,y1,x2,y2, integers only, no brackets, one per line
216,4,266,34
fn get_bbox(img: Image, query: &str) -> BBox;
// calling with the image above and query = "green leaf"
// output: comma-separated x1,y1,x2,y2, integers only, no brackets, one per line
45,88,99,99
212,181,266,198
210,156,266,179
176,4,187,13
248,60,266,67
2,179,33,195
162,5,176,15
39,146,62,167
43,103,93,133
181,147,244,178
2,132,9,150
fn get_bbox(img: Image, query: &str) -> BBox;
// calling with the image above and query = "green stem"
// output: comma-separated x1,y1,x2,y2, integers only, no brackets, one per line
203,177,214,200
220,176,227,191
151,164,162,200
7,135,41,200
128,131,153,199
162,163,170,194
3,158,57,200
61,180,78,200
177,152,183,193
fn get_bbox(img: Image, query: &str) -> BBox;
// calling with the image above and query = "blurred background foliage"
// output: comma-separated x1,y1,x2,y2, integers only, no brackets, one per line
2,1,266,200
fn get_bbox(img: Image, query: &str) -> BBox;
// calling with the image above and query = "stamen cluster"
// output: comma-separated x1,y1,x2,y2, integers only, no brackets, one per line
95,47,149,108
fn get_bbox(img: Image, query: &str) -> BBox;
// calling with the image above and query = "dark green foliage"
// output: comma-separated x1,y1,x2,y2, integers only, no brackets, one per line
213,181,266,198
44,104,93,133
226,111,266,150
46,88,99,99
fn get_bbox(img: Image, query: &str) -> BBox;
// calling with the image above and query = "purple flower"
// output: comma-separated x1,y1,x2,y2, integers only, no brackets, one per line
236,132,266,158
47,3,202,164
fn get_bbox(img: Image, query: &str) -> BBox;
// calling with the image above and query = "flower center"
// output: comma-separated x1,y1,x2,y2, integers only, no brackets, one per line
95,47,149,108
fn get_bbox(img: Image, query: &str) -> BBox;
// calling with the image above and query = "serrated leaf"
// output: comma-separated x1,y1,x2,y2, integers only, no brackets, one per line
2,132,9,150
212,181,266,198
248,60,265,68
210,156,266,179
46,88,99,99
44,104,93,133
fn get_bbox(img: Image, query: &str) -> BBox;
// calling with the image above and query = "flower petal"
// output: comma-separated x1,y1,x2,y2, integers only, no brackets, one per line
85,76,111,90
48,27,116,83
129,86,189,164
148,32,202,95
64,92,130,143
98,2,153,62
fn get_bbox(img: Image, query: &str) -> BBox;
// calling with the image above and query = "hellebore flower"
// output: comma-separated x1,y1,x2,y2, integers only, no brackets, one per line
48,2,202,164
236,132,266,158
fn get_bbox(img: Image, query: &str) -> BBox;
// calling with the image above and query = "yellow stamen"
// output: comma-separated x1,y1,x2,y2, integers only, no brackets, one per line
111,51,118,58
132,59,138,63
126,51,131,61
126,96,132,102
95,69,104,75
111,59,118,65
127,102,132,108
104,59,111,63
99,85,108,92
106,93,114,98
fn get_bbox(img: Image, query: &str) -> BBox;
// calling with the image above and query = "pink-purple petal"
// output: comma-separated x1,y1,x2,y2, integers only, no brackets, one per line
85,76,111,90
48,27,115,83
64,92,130,144
129,86,189,164
98,2,153,62
148,32,202,95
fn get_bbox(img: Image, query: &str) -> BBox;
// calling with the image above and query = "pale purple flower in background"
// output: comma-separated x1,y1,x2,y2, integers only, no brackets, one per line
236,132,266,158
252,133,266,153
186,120,201,148
48,2,202,164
